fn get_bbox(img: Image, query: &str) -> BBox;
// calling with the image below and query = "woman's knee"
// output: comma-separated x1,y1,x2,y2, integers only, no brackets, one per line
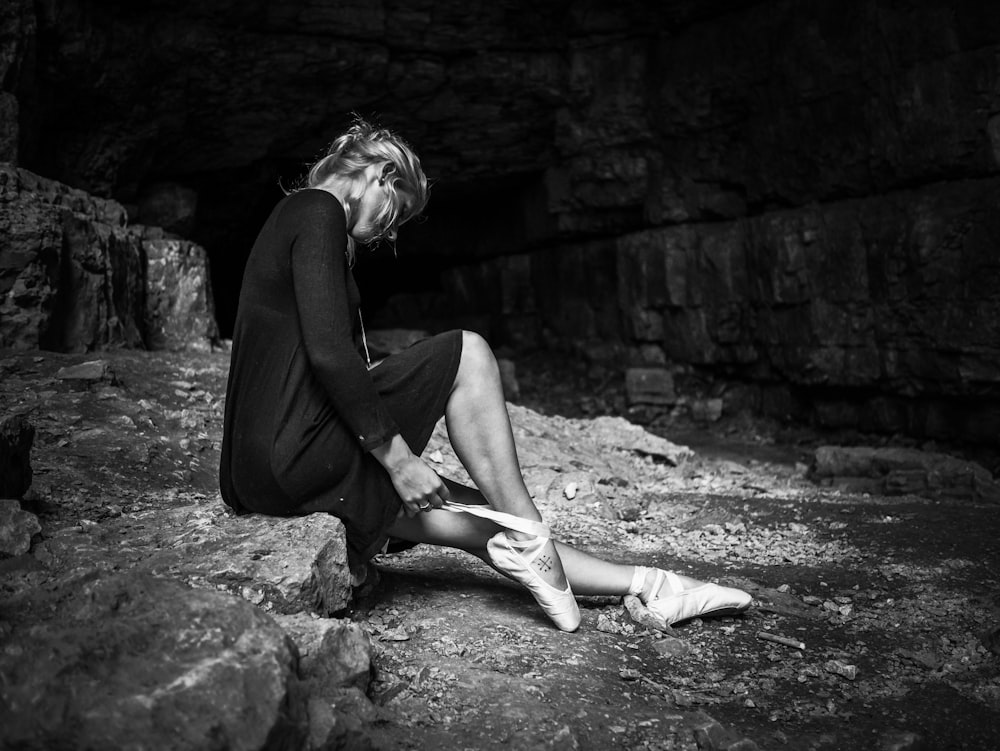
458,330,498,379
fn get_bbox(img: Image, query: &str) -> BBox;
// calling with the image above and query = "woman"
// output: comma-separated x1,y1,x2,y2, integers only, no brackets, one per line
219,117,751,632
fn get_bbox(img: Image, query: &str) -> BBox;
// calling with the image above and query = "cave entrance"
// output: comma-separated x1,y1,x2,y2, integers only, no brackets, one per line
194,167,548,343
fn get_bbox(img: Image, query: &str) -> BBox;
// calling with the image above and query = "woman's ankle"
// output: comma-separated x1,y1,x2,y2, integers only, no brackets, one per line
506,529,535,543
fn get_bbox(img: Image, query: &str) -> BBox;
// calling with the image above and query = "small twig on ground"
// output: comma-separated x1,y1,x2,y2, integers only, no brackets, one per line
757,630,806,650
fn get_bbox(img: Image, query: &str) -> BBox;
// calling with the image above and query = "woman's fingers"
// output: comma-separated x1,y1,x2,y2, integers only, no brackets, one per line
390,456,449,513
437,481,451,503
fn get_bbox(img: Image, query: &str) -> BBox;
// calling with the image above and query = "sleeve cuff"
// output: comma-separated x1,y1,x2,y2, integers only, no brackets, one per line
358,425,399,452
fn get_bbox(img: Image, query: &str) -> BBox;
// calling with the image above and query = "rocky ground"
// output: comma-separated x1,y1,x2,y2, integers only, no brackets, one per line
1,347,999,751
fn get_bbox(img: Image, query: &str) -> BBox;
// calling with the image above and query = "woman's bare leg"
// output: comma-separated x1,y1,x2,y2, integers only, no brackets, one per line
388,479,693,598
441,332,569,588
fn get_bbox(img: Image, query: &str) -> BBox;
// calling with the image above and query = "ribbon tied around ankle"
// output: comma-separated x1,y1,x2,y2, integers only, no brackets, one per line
439,501,550,538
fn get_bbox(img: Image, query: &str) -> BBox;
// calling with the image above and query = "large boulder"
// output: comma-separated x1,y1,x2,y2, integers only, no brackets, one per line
144,230,218,352
0,164,217,352
0,498,40,556
34,502,355,617
0,573,307,750
273,614,374,696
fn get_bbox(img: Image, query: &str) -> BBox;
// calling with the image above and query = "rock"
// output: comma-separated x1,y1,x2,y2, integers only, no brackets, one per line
0,165,217,353
623,594,671,633
0,165,143,351
552,724,580,751
689,710,758,751
595,613,623,634
0,498,40,556
55,359,117,383
690,397,724,423
306,688,380,751
653,636,692,658
625,367,677,406
824,659,858,680
812,446,1000,503
880,730,926,751
733,582,821,621
144,237,219,351
0,573,306,750
84,503,353,616
273,614,374,695
588,415,693,465
0,413,33,498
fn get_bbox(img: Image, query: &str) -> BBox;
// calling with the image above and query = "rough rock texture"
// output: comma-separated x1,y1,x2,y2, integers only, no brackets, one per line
0,164,218,352
3,1,999,442
0,498,39,556
626,367,677,407
144,232,219,352
55,358,117,383
0,572,306,751
274,613,375,695
37,502,353,617
812,445,1000,503
1,347,997,749
0,164,143,351
0,412,33,498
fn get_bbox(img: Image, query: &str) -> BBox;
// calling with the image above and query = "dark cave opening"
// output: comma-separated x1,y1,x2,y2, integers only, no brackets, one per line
187,167,549,341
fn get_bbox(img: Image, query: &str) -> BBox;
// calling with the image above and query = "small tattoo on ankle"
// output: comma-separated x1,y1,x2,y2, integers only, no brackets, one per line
536,555,553,572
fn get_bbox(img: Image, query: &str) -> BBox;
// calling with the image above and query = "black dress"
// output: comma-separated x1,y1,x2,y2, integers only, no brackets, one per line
219,189,462,566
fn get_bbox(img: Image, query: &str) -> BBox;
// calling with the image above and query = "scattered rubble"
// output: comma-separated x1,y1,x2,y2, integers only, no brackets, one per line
1,348,998,750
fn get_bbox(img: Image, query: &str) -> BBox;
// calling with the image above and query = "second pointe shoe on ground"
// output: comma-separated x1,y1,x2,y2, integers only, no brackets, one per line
640,568,752,627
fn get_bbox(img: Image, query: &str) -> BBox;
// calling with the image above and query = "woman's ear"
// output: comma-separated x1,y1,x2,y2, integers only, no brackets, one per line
379,162,396,185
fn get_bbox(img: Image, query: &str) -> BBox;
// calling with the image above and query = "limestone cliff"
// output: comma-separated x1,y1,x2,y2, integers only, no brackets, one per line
2,0,998,441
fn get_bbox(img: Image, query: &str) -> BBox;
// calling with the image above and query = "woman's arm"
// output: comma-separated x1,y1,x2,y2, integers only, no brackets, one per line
370,434,451,515
285,190,400,450
284,191,448,513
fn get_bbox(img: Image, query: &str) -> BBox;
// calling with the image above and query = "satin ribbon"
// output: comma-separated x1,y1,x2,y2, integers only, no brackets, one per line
439,501,550,538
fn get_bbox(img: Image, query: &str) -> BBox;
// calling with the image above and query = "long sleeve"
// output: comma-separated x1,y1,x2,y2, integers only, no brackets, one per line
283,190,400,451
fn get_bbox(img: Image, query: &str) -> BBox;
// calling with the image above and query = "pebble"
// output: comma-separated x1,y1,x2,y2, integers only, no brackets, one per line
652,637,692,658
824,660,858,680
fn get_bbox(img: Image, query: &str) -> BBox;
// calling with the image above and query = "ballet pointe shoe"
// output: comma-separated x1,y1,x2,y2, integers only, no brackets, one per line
487,531,581,632
631,567,751,627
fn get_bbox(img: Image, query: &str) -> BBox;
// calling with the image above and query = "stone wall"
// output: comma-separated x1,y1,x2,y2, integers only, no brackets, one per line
436,1,1000,442
433,172,1000,443
1,0,998,440
0,164,217,352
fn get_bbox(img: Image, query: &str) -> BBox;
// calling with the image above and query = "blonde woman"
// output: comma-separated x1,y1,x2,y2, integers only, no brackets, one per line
219,117,751,632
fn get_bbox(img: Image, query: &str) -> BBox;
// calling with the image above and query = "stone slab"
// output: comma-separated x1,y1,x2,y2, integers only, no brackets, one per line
0,572,306,750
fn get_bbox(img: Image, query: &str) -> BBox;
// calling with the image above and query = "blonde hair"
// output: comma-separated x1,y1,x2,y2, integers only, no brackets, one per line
296,116,429,263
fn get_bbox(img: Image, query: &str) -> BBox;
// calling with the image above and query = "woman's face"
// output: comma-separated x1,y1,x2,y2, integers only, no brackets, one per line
350,165,413,247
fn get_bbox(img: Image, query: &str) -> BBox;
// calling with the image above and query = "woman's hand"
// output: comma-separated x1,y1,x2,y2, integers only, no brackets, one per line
371,434,450,517
387,454,451,517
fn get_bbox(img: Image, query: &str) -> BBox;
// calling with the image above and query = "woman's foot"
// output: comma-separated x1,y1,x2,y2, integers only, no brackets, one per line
632,566,751,627
487,531,581,632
